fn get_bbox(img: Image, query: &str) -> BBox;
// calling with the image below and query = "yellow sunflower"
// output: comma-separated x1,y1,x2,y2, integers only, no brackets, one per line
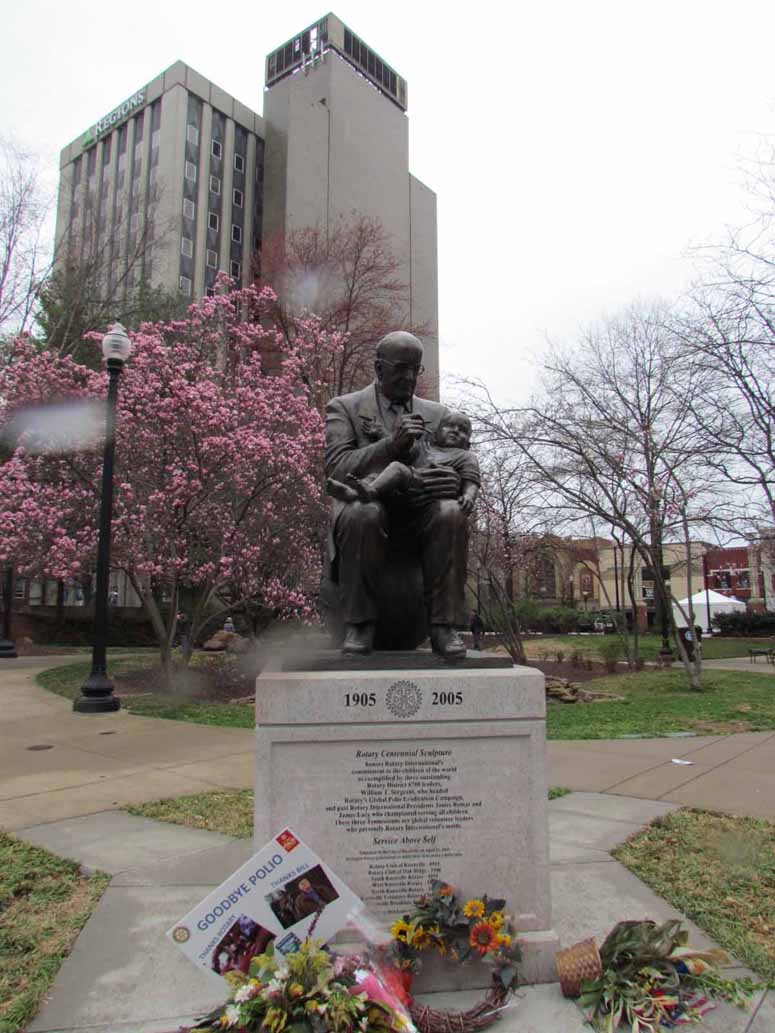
463,899,485,918
390,919,410,942
410,926,432,950
488,911,505,929
469,920,499,955
496,932,512,949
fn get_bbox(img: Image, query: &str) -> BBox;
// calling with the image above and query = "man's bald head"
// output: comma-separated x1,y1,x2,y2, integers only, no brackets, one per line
376,331,423,363
374,332,424,403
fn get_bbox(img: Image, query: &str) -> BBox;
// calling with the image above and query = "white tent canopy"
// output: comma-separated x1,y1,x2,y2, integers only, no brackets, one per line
672,589,746,633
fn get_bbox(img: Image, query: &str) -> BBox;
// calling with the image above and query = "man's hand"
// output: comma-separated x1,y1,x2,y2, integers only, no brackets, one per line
391,413,426,453
412,465,461,500
459,494,475,515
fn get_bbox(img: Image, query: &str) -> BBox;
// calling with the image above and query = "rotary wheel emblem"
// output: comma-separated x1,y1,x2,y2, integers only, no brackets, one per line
385,680,422,718
172,926,190,943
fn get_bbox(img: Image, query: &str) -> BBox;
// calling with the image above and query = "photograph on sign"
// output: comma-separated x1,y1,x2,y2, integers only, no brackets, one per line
210,915,276,976
265,864,340,928
167,827,363,982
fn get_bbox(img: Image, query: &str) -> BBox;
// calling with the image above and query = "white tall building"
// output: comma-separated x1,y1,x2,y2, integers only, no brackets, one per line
54,14,438,394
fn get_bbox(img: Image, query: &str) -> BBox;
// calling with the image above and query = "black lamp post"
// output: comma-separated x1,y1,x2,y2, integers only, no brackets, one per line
0,566,17,658
74,324,131,714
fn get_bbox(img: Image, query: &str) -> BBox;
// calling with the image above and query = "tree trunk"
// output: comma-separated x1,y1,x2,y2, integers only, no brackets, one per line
626,548,641,668
128,571,177,691
158,638,175,690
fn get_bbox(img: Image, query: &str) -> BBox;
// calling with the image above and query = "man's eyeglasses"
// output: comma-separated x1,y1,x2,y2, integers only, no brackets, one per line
378,359,425,375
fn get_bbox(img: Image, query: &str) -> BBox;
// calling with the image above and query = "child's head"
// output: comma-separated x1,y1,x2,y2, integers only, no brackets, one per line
435,411,472,449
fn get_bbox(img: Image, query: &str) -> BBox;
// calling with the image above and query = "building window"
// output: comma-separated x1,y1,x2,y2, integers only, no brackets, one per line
211,139,222,159
233,188,244,208
179,274,192,295
182,198,195,220
206,249,218,268
209,174,221,195
187,124,199,146
230,260,241,279
234,153,245,173
231,224,242,243
208,211,219,231
181,236,193,258
184,160,197,182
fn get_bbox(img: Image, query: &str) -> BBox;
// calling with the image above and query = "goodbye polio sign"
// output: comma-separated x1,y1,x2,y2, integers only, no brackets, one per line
168,829,363,981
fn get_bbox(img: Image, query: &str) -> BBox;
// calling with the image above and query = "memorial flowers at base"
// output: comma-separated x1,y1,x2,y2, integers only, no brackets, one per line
576,920,763,1033
191,939,414,1033
388,880,521,996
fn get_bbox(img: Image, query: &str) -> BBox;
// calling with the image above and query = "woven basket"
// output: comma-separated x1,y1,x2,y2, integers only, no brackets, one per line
555,938,602,998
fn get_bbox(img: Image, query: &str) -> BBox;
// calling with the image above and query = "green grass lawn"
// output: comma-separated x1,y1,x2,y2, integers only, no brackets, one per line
614,809,775,982
128,789,255,838
546,668,775,739
37,658,775,739
0,833,109,1033
524,633,775,662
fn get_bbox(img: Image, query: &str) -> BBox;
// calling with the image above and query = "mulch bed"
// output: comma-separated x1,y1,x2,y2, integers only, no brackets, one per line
528,659,625,683
113,652,262,701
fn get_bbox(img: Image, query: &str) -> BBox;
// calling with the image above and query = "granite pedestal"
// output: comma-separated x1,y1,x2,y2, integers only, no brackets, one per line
254,656,559,989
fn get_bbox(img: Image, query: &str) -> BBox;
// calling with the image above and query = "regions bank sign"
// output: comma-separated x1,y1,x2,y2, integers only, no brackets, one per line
81,88,147,149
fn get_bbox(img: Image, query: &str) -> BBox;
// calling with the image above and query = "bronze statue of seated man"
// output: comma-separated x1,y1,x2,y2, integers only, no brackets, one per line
324,331,477,660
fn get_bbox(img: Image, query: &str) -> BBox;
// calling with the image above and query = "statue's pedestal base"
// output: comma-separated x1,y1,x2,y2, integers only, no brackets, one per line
254,661,559,988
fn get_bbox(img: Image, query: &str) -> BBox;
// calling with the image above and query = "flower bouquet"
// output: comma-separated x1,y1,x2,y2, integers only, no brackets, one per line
189,937,414,1033
576,919,763,1032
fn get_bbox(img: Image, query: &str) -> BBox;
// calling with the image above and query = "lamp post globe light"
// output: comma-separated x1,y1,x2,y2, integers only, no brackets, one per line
74,324,132,714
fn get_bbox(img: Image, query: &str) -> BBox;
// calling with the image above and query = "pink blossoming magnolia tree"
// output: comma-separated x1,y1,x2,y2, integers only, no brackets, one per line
0,282,343,686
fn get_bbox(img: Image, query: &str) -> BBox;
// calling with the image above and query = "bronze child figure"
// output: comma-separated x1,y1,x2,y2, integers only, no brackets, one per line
327,411,480,516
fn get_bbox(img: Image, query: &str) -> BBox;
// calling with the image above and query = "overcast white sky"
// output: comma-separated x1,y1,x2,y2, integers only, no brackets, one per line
3,0,775,402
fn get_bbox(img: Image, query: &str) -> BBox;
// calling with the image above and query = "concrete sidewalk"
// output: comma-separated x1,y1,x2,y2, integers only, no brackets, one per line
0,658,254,831
1,657,774,1032
1,657,774,828
15,795,772,1033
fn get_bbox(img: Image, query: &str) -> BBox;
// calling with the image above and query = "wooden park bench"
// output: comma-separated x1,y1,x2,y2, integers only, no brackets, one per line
748,648,775,664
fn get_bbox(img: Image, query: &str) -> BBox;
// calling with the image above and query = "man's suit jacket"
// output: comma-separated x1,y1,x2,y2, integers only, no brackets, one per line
324,382,449,567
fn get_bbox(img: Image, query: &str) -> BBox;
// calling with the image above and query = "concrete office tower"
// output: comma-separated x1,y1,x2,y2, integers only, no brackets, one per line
54,62,265,304
262,15,439,398
53,16,438,394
